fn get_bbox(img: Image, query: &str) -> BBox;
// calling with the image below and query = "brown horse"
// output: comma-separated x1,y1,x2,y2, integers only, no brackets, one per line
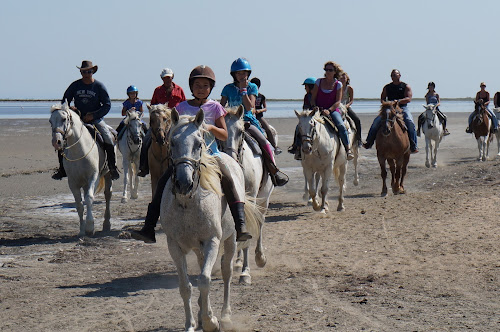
146,103,172,196
375,101,410,196
471,100,492,161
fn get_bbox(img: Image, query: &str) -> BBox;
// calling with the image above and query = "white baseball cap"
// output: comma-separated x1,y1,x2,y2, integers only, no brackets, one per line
160,68,174,78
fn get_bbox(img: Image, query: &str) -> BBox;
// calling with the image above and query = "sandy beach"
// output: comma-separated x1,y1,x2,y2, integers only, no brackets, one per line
1,113,499,331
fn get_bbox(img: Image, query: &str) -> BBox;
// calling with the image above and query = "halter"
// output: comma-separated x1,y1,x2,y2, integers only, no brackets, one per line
125,118,142,155
171,156,202,198
299,119,317,145
222,125,245,163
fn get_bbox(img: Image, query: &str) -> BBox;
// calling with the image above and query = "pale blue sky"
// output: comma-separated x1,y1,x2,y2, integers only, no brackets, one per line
1,0,499,100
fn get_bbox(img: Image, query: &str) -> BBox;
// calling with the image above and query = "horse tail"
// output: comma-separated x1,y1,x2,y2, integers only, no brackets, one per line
243,195,265,239
95,175,105,194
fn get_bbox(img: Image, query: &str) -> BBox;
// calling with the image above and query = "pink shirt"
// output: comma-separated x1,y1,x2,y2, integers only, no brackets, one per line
175,100,227,125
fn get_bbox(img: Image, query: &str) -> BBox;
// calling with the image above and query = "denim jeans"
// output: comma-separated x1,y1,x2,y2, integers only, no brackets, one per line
365,105,417,150
468,108,499,128
92,118,114,145
330,110,350,149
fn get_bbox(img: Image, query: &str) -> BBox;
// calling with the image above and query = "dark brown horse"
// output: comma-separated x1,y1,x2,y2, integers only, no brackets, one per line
375,101,410,196
471,99,492,161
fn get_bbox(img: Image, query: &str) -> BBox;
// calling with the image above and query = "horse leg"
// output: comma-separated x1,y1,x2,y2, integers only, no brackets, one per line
121,157,129,203
255,214,267,268
335,163,347,212
131,160,139,199
389,158,401,194
220,235,236,329
239,247,251,285
399,153,410,194
432,140,439,168
378,156,388,196
198,238,220,332
477,138,484,161
168,239,196,332
103,175,112,232
319,171,330,214
83,184,95,236
70,184,85,237
425,137,431,168
352,145,359,186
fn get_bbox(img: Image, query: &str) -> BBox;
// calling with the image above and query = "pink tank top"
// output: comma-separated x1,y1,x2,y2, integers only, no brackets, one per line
316,79,339,110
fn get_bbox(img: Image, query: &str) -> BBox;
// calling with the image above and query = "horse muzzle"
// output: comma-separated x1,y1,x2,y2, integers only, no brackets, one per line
301,143,313,155
173,166,197,197
52,132,64,150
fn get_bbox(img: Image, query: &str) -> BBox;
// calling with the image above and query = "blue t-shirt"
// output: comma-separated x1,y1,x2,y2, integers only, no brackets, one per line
122,99,144,114
221,82,262,132
62,79,111,120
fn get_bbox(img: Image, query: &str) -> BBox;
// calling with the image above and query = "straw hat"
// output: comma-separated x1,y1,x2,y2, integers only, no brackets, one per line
76,60,98,73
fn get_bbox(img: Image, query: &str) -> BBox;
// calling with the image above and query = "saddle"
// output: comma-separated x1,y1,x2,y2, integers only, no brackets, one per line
244,132,262,156
84,124,117,148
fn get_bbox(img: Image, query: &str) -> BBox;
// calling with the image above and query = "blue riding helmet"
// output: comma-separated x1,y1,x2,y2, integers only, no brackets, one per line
302,77,317,85
127,85,138,94
230,58,252,74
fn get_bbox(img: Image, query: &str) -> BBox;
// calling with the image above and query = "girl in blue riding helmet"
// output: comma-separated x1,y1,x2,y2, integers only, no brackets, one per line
220,58,288,186
116,85,147,135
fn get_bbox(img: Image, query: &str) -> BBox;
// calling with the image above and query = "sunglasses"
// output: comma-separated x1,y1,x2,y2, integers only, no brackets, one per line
324,68,335,72
81,70,93,74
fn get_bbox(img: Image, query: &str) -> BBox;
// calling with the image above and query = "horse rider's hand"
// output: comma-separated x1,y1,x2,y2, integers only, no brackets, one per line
238,78,249,89
321,109,330,116
83,113,93,123
70,106,78,112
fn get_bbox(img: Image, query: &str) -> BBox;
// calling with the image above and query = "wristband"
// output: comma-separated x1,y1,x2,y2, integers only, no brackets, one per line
240,88,247,96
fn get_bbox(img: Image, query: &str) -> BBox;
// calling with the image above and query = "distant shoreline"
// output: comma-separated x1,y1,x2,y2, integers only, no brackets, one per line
0,97,476,102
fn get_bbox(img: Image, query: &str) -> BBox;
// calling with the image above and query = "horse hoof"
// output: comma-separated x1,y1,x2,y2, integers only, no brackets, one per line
381,192,387,197
102,222,111,232
239,274,251,285
353,179,359,186
337,205,345,212
131,194,138,199
85,230,95,237
233,258,243,269
220,317,233,331
425,162,430,168
121,197,128,203
202,317,220,332
255,253,267,268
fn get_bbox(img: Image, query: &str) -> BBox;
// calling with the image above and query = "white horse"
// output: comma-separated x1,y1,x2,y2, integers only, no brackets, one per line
295,109,347,213
49,102,112,236
421,104,444,168
221,105,273,285
117,110,143,203
160,109,261,332
493,108,500,156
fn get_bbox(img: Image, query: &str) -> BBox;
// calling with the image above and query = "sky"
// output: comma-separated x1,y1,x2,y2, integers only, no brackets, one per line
1,0,500,100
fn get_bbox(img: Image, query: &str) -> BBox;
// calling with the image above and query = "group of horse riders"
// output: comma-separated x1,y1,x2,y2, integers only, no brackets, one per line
52,60,500,244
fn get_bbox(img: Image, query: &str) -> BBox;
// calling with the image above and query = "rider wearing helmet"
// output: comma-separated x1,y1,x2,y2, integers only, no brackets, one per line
221,58,288,187
132,65,253,243
116,85,147,137
288,77,318,159
250,77,282,155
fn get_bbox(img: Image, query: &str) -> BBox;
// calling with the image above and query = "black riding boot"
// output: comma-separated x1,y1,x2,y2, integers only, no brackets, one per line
116,122,125,136
52,152,67,180
229,202,252,241
138,133,151,177
131,165,173,243
417,113,424,137
104,143,120,180
262,148,289,186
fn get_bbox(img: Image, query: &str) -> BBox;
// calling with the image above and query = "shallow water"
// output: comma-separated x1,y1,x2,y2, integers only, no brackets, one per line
0,99,478,119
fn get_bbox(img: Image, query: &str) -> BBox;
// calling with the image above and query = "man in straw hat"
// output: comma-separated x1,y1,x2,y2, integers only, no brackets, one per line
52,60,120,180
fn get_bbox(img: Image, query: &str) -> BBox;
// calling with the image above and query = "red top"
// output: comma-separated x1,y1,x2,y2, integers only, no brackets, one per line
151,82,186,107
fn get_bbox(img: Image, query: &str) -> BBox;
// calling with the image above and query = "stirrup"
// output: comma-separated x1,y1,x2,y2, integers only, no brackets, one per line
346,149,354,161
271,170,289,186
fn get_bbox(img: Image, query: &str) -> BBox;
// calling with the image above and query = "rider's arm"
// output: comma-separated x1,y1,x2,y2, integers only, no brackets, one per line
380,86,387,103
435,94,441,107
400,84,412,105
484,92,490,106
346,86,354,107
310,83,319,107
208,116,228,141
329,83,342,112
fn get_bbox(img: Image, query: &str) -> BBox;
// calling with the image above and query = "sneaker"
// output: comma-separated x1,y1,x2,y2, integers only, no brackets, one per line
362,142,372,149
411,148,419,154
131,228,156,243
287,146,296,155
274,147,283,155
346,149,354,160
137,169,149,177
465,127,472,134
109,168,120,180
444,129,451,136
51,169,67,180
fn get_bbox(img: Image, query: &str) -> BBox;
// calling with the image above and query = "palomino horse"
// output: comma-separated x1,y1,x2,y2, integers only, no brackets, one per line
49,102,112,236
493,108,500,156
471,100,492,161
160,109,262,332
295,108,347,213
375,101,410,196
117,110,144,203
421,104,444,168
221,105,272,285
146,103,172,196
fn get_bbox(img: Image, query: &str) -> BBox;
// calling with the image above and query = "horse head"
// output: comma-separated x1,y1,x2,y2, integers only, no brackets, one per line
147,103,171,146
220,105,245,161
49,102,77,151
379,101,399,136
169,108,205,197
295,108,319,155
423,104,438,127
124,109,143,145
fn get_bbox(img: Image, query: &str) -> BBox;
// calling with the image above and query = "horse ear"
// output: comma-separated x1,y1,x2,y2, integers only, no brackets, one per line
171,107,180,125
146,103,152,112
236,105,244,119
195,108,205,127
422,104,427,108
295,110,301,118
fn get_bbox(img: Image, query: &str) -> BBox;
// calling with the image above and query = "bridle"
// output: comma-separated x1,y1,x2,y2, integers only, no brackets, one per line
222,125,245,163
53,109,97,162
170,155,201,198
299,118,317,146
125,117,142,155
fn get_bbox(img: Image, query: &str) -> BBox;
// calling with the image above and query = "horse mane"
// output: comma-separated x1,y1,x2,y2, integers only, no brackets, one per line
149,104,172,119
297,109,326,124
50,104,63,113
169,115,222,196
378,101,403,119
